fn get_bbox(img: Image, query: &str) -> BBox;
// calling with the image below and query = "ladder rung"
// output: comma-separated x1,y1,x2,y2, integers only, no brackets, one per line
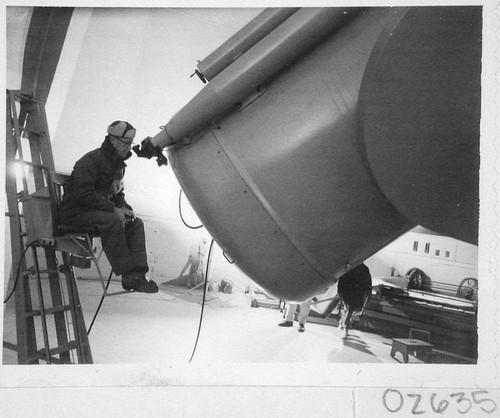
24,269,60,276
3,341,17,352
23,269,60,279
43,356,68,365
26,355,68,365
27,340,79,362
50,341,79,356
11,90,35,101
26,305,72,317
14,159,47,170
20,127,43,137
41,269,60,275
5,212,24,218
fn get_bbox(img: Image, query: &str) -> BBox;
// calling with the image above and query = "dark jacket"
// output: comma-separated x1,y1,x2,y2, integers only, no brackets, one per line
338,263,372,310
60,137,132,220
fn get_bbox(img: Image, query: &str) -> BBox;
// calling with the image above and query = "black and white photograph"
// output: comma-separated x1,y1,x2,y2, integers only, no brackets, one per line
2,2,499,416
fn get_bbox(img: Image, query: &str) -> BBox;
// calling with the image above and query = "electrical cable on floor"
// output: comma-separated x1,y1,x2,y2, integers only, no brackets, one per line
3,241,38,304
179,189,203,229
189,238,215,363
84,188,205,337
87,269,114,335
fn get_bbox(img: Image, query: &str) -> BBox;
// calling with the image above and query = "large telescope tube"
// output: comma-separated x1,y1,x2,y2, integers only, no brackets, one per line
137,7,480,301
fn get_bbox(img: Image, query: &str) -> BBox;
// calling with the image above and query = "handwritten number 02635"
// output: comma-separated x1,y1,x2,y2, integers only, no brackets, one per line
382,389,498,415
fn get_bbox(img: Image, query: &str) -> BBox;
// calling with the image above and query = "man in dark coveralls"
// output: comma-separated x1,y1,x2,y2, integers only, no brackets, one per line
60,121,158,293
337,263,372,339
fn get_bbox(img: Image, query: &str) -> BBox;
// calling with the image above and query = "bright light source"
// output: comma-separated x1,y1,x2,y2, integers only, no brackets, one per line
12,161,26,180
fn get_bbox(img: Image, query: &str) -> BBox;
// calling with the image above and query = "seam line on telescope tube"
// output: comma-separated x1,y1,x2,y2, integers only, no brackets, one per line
211,128,336,286
151,7,361,150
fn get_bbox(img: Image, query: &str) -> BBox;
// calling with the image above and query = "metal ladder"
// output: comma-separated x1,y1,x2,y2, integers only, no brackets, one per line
4,89,93,364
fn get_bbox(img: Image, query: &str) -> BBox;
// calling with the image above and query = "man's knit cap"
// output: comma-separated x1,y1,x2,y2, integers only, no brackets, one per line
107,121,136,139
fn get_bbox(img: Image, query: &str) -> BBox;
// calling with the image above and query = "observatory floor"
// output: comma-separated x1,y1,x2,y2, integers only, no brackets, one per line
3,278,473,365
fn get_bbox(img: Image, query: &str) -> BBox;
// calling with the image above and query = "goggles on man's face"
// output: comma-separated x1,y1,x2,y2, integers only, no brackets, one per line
112,135,135,147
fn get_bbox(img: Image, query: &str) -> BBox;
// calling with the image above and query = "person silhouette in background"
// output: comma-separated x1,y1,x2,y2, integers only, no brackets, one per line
337,263,372,339
172,238,208,288
278,299,313,332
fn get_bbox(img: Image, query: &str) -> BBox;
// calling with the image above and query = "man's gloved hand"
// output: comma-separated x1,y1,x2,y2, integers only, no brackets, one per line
114,207,135,227
133,137,169,167
133,137,156,159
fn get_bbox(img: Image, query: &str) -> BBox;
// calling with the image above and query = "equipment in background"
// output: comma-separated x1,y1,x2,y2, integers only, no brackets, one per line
390,328,434,364
170,238,207,288
361,283,477,359
250,289,282,309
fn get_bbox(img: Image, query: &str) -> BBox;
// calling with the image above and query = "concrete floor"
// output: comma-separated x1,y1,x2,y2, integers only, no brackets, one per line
3,277,470,365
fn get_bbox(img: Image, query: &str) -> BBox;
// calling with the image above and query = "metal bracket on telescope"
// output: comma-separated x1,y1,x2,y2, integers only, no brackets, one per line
190,69,207,84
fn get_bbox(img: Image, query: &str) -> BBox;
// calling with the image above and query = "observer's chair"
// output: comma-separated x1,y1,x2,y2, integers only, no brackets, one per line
390,328,434,363
47,171,127,297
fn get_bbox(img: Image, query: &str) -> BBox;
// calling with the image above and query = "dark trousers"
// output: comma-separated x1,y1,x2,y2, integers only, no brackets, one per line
62,210,148,276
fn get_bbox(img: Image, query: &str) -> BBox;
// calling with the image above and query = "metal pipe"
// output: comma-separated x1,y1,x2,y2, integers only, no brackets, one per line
196,8,300,81
150,7,359,150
